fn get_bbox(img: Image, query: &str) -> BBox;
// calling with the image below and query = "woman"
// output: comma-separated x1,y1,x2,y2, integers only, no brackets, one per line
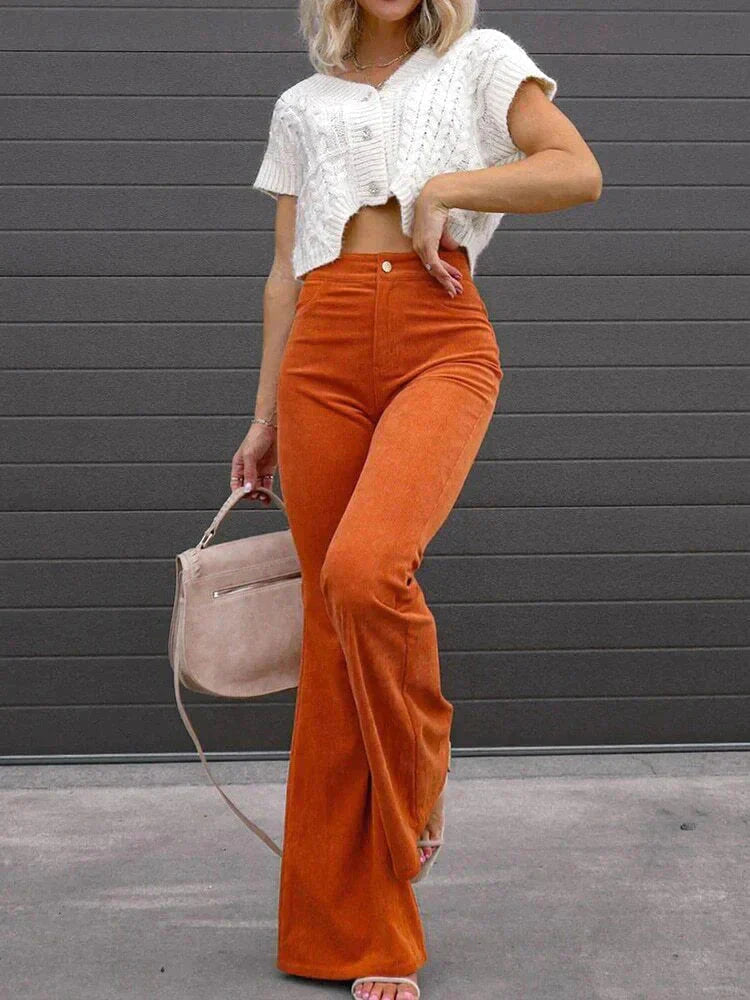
233,1,602,997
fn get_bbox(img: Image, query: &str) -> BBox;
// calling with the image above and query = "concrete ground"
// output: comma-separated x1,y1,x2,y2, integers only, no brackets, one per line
2,751,749,1000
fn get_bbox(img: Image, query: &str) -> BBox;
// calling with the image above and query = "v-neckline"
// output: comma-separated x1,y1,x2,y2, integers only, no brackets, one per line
318,43,430,95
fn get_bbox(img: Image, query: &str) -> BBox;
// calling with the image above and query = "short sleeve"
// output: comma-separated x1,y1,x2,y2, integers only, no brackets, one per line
252,96,302,200
477,29,558,164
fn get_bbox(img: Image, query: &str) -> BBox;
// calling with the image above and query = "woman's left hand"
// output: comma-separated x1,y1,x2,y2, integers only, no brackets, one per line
411,178,464,296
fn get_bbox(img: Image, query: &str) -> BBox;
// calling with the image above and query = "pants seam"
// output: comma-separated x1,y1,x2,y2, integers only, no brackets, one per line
399,402,490,837
277,594,309,952
399,588,418,826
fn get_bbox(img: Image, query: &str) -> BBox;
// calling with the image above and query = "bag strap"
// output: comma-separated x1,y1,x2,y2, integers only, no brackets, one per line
171,483,291,859
172,637,284,858
197,485,288,549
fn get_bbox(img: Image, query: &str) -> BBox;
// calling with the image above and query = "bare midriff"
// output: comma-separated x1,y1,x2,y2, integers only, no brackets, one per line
340,197,415,255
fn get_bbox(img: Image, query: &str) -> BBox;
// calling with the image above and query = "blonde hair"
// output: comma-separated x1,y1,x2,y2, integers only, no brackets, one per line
298,0,478,74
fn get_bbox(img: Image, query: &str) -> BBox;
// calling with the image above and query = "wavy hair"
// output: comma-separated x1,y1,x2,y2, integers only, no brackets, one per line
298,0,478,74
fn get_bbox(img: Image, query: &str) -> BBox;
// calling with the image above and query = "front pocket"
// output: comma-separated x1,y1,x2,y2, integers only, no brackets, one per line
211,569,300,599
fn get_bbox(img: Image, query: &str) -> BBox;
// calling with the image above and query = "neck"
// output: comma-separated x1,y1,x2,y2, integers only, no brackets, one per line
353,15,414,62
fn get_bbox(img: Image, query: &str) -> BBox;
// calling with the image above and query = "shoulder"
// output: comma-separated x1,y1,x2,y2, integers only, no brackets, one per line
470,26,525,65
469,25,556,100
276,74,319,112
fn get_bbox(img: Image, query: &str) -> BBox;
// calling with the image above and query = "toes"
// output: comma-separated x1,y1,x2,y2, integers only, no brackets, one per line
355,979,417,1000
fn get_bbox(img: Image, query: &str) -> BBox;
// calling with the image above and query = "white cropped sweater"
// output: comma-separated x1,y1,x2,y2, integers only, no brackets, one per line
252,26,558,279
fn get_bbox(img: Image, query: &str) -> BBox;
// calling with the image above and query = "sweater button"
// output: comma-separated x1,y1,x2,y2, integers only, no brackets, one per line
360,125,372,141
381,260,392,273
368,181,380,196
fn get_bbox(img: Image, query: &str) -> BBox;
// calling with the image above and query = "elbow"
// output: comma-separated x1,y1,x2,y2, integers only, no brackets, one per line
580,156,604,203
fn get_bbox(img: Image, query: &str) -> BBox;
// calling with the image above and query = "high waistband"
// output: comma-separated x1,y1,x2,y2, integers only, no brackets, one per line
302,247,472,284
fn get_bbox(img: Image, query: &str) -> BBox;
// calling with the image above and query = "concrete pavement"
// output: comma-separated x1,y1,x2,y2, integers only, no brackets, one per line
2,751,748,999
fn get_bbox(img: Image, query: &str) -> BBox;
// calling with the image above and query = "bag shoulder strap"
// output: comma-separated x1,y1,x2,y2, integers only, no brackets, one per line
170,484,290,858
172,656,283,858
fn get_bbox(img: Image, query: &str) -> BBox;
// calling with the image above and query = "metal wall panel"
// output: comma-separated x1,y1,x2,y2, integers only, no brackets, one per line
1,2,748,755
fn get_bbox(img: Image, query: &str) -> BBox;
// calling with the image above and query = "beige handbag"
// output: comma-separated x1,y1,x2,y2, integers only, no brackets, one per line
168,484,303,858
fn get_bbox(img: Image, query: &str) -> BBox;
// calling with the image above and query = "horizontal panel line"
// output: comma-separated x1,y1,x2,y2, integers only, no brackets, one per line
2,413,749,420
0,410,750,418
0,11,749,18
4,551,748,563
2,228,750,234
3,460,748,468
0,458,750,464
1,503,748,511
4,601,749,611
2,50,750,57
1,414,749,420
3,744,750,765
2,190,750,195
4,366,749,372
3,692,749,711
12,594,750,607
3,270,750,275
4,646,748,661
0,93,748,100
1,8,742,15
0,272,750,276
2,461,748,468
1,319,748,326
2,275,750,281
2,139,750,146
1,138,750,145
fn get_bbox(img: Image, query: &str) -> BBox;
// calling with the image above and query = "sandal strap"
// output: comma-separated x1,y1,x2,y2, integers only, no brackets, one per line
351,976,420,998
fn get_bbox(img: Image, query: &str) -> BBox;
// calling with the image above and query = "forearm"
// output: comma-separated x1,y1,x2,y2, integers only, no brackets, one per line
254,270,299,422
425,148,602,217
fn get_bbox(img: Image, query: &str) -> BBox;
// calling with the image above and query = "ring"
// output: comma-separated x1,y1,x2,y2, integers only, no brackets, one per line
230,476,241,482
424,263,432,271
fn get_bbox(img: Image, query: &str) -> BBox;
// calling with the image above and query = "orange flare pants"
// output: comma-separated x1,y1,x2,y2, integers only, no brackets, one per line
274,247,503,981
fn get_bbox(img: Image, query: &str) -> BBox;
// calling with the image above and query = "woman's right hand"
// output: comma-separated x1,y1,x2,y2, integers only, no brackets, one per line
230,421,279,505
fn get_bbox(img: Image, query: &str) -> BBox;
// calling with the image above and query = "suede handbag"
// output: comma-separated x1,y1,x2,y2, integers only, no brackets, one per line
168,484,302,858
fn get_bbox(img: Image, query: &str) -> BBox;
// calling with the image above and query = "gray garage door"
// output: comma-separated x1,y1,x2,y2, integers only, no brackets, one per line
2,2,748,758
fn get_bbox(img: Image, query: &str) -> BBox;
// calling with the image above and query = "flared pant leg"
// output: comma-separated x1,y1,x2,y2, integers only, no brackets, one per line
274,248,502,981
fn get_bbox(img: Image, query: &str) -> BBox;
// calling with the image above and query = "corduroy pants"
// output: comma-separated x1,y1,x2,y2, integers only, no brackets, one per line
274,247,503,981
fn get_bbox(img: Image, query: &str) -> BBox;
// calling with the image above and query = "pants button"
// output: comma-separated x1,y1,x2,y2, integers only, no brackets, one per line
381,260,392,272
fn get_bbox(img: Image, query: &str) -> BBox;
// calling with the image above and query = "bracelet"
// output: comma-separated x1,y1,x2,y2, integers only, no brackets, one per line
251,415,277,429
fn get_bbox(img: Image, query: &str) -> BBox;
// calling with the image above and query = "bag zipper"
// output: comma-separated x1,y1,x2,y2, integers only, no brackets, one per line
211,569,299,599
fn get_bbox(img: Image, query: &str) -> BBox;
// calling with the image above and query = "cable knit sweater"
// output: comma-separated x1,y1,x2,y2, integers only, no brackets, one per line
252,26,557,279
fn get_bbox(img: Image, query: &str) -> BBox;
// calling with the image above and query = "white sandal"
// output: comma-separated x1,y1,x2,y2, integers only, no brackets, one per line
410,740,451,885
351,976,420,999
